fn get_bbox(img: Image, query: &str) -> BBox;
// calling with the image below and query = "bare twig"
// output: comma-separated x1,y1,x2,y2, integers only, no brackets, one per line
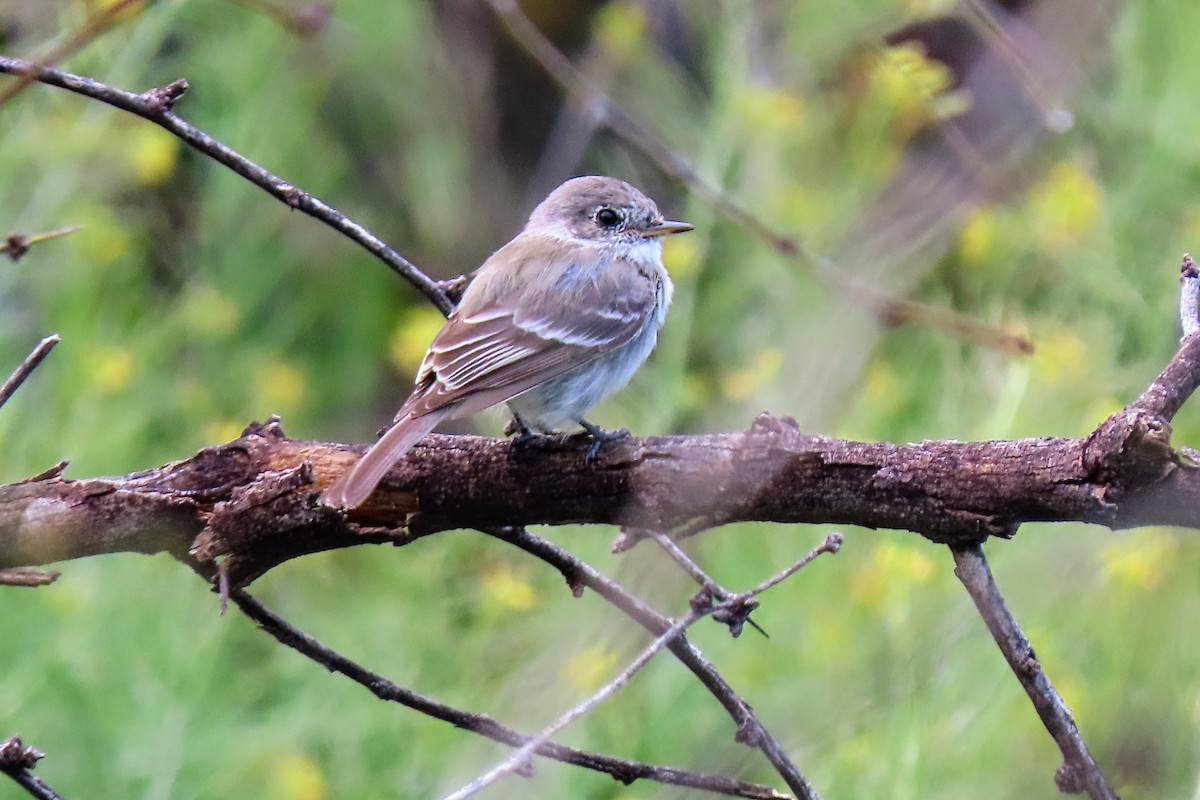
227,588,784,800
1180,254,1198,338
1125,254,1200,421
0,335,59,412
652,530,726,593
0,56,454,315
483,0,1033,355
0,737,65,800
1,226,83,262
744,532,843,598
0,0,146,108
951,546,1117,799
482,526,821,800
442,610,706,800
0,568,61,587
225,0,332,37
652,531,844,638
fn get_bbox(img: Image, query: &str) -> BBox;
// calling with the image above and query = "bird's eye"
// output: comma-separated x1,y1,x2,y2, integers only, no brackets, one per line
594,207,622,227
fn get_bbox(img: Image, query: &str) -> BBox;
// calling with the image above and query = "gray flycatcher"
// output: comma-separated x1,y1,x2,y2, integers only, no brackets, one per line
321,175,692,509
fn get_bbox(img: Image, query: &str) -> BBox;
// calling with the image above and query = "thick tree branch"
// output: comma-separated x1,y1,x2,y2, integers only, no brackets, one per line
1,325,1198,585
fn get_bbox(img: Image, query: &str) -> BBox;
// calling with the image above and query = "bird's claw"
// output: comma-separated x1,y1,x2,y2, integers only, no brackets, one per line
580,421,630,465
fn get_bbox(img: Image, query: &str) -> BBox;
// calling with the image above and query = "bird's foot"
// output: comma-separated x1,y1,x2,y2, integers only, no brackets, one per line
579,419,630,464
506,415,543,453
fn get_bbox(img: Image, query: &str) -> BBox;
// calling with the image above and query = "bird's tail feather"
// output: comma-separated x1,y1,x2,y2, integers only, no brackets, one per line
320,408,450,509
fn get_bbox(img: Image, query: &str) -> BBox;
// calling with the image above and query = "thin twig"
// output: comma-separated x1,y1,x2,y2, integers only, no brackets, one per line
0,0,146,108
0,569,61,587
482,526,821,800
652,530,726,594
0,335,60,412
744,532,843,598
483,0,1033,355
0,737,65,800
1126,255,1200,420
951,545,1117,799
0,55,453,315
1180,253,1198,338
442,611,705,800
224,0,332,38
1,226,83,262
227,588,785,800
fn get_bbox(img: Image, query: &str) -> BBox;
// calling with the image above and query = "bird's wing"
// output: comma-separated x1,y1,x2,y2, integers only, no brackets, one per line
400,241,660,420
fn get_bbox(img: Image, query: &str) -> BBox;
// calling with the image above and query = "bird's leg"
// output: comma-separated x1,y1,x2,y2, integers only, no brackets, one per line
579,419,630,464
506,413,539,449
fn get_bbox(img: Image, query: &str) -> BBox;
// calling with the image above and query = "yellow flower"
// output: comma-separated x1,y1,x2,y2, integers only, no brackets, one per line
735,86,807,137
180,284,241,340
723,347,784,401
204,419,246,445
253,360,308,415
868,43,962,138
1027,161,1102,254
74,208,132,267
1031,326,1087,386
480,562,537,612
563,645,619,691
593,1,646,56
861,360,905,417
125,125,178,185
661,234,699,279
1100,530,1177,591
388,305,445,374
266,753,327,800
89,346,133,393
958,206,998,266
851,541,935,612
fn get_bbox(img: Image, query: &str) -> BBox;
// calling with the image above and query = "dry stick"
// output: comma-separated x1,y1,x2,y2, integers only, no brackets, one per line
0,337,62,590
227,588,785,800
1129,255,1200,421
1180,254,1199,338
951,546,1117,800
224,0,332,38
1,226,83,261
0,55,454,316
0,0,146,108
652,530,724,593
0,737,65,800
483,525,822,800
483,0,1032,356
0,335,60,412
452,533,843,800
0,569,60,587
942,259,1200,799
442,612,703,800
744,533,843,597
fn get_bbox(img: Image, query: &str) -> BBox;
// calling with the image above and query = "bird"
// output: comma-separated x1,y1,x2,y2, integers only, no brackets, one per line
320,175,693,509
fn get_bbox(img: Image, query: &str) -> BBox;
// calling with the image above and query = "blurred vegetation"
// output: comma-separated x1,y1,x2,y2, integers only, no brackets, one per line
3,1,1200,798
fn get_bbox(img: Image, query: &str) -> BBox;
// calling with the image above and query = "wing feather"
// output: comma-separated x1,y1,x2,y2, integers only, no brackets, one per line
401,234,660,419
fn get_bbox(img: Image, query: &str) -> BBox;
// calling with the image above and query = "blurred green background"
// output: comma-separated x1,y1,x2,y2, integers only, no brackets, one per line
3,1,1200,798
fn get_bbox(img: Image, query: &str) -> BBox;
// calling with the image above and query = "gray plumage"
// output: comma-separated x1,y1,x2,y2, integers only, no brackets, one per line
321,176,691,509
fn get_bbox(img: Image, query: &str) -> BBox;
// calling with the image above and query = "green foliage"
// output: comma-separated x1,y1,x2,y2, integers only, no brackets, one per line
2,2,1199,798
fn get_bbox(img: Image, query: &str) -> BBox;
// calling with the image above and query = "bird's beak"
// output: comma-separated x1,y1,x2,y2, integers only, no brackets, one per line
640,220,694,238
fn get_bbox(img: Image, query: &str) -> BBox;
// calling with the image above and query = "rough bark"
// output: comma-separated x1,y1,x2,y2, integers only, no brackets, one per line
0,378,1195,589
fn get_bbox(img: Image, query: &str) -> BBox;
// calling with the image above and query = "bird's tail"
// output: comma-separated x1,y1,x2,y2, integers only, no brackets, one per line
319,407,450,509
